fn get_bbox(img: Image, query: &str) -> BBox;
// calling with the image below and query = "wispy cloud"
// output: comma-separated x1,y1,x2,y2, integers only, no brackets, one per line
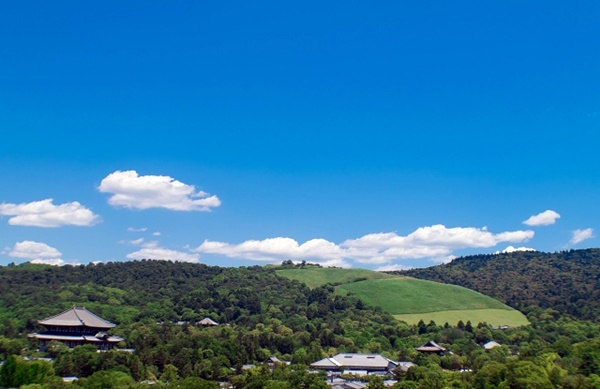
127,241,200,263
570,228,594,245
127,227,147,232
0,199,100,227
196,224,534,267
375,264,413,272
99,170,221,211
523,210,560,226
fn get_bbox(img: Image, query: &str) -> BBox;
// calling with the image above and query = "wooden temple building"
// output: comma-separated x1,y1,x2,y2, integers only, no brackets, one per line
416,340,446,355
29,307,124,350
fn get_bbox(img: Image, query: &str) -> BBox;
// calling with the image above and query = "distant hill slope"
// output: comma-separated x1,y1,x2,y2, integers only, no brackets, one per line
277,267,528,326
397,248,600,321
276,267,397,289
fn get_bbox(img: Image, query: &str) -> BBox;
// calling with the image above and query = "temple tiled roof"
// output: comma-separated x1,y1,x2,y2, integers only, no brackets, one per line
311,353,397,371
38,307,116,329
416,340,446,352
29,333,123,343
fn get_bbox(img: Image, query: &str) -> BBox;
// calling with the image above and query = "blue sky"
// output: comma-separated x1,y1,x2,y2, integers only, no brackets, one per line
1,1,598,269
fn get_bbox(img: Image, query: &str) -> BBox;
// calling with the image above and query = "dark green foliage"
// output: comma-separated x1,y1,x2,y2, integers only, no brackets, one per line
399,249,600,320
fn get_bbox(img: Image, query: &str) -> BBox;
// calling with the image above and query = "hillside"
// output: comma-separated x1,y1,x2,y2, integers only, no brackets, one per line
277,267,528,326
0,261,403,363
398,248,600,321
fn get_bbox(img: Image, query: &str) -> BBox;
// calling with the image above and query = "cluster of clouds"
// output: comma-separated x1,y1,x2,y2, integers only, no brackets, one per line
0,170,220,229
0,171,596,268
195,225,535,268
1,170,219,265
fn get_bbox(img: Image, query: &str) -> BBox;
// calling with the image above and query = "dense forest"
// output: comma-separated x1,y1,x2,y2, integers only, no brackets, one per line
398,249,600,321
1,257,600,388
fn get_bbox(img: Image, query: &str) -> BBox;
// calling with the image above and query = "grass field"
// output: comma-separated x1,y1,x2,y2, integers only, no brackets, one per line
276,267,397,289
277,267,529,326
395,309,531,326
337,278,509,313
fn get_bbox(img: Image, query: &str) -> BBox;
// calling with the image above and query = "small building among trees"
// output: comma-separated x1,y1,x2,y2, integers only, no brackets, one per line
28,307,123,350
416,340,446,354
196,317,219,326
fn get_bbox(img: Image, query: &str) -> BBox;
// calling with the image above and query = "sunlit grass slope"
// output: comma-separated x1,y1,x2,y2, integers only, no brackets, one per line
396,309,531,326
277,267,397,289
277,267,528,326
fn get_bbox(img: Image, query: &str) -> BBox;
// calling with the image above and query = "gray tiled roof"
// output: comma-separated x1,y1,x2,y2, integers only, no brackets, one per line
311,353,397,371
38,307,116,329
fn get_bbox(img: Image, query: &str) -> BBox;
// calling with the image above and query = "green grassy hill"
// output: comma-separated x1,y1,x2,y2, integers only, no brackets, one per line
277,267,397,288
277,267,529,326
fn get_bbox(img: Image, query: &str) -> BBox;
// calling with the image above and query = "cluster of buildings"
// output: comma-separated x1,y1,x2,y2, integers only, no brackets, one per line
26,307,500,387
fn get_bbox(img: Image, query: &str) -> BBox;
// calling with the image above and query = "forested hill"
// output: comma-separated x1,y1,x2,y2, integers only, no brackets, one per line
396,248,600,321
0,260,403,368
0,259,389,330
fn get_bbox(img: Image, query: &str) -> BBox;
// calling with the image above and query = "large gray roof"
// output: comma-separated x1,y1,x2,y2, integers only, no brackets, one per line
310,353,397,371
38,307,116,329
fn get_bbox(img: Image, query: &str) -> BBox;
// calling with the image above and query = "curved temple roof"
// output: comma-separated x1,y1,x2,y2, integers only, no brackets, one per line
38,307,116,329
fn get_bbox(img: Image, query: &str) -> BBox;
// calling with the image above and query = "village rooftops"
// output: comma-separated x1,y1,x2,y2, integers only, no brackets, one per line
38,307,116,329
310,353,398,372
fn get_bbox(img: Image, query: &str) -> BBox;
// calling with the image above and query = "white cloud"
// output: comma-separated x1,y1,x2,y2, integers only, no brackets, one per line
127,241,200,263
6,241,81,266
153,232,161,236
130,238,145,245
99,170,221,211
197,237,348,266
523,210,561,226
196,224,534,267
9,240,62,259
375,264,413,271
570,228,594,245
31,258,67,266
128,227,147,232
0,199,100,227
342,225,534,264
497,245,536,254
430,255,457,264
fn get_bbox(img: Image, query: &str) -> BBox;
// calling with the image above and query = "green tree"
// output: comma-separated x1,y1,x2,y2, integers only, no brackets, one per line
161,364,180,384
502,360,554,389
0,354,18,387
